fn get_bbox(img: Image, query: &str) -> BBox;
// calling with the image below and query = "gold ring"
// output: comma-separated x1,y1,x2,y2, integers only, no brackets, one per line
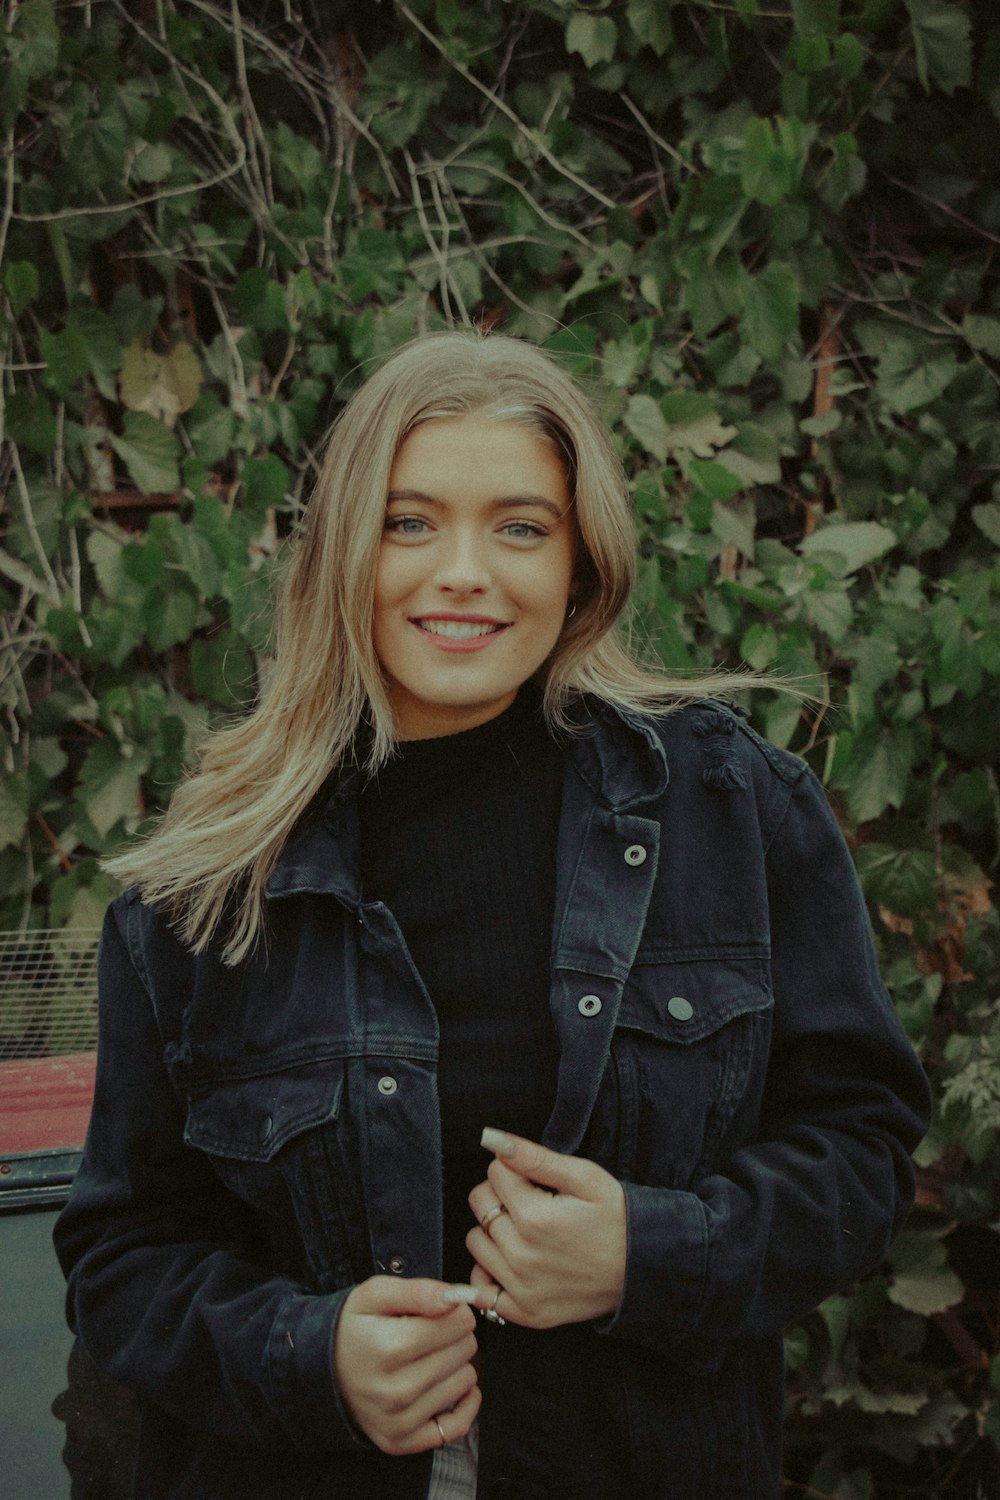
434,1416,447,1447
479,1203,506,1234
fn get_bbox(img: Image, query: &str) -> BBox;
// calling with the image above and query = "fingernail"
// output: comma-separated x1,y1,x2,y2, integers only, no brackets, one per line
440,1285,479,1305
481,1127,515,1156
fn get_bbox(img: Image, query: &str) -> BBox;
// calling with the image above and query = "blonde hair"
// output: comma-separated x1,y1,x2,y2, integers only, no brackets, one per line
107,330,760,962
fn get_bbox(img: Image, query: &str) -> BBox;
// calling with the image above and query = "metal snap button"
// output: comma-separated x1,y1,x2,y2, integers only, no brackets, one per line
578,994,602,1017
667,996,694,1022
377,1076,397,1096
258,1114,273,1141
387,1255,407,1275
624,844,647,866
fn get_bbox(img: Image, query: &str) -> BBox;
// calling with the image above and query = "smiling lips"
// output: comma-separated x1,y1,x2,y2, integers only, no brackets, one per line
410,616,510,650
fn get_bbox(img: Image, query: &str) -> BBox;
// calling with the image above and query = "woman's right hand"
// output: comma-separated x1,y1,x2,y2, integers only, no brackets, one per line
333,1277,483,1455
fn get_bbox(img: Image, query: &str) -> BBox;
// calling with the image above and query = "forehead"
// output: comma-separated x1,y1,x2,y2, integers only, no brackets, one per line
390,413,568,495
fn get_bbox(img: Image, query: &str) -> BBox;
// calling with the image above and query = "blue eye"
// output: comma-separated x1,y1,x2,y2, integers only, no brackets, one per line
385,515,429,535
502,521,546,538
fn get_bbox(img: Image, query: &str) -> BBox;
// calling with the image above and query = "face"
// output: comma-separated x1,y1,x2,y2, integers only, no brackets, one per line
374,413,576,740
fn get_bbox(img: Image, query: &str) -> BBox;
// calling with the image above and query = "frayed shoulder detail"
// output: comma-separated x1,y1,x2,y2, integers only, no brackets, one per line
690,708,748,791
690,709,737,739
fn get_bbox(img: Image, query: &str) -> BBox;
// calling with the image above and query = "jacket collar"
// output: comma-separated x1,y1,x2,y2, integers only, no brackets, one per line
561,696,669,813
264,697,669,902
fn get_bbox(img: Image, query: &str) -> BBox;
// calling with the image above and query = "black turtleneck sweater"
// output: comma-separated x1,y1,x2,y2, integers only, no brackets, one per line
357,686,563,1283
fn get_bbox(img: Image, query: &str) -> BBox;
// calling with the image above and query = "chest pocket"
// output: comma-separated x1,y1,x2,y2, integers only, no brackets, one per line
610,958,773,1188
184,1061,344,1162
182,1060,363,1290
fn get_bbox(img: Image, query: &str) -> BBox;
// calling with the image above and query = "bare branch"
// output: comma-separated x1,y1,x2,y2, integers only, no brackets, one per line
9,443,62,600
396,1,617,213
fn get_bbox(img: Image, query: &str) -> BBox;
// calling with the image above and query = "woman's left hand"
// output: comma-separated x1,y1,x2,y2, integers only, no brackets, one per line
466,1128,627,1330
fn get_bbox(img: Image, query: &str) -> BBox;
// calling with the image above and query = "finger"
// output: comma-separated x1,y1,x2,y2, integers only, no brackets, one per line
480,1127,599,1197
350,1275,481,1319
468,1182,509,1233
469,1262,494,1293
411,1349,479,1426
476,1280,535,1332
486,1157,551,1221
413,1377,482,1455
376,1369,482,1457
402,1328,479,1409
465,1224,510,1289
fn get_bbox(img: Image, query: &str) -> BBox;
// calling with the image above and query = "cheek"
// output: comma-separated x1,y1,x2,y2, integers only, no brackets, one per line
373,548,419,617
373,548,399,608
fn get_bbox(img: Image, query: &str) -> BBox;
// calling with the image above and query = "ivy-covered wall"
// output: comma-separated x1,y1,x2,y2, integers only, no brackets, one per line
2,1,998,1492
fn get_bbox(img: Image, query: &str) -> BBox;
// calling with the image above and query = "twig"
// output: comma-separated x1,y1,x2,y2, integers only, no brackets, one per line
9,443,62,599
207,283,249,416
67,526,93,649
846,43,914,140
396,1,617,212
427,167,467,321
880,170,1000,251
32,0,253,233
35,814,73,874
441,159,592,251
404,150,456,326
228,0,273,212
13,156,250,224
0,125,15,279
441,179,551,323
0,612,36,712
183,0,400,196
621,94,694,175
269,336,297,398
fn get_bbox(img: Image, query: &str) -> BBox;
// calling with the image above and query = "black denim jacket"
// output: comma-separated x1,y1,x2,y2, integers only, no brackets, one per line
54,700,931,1500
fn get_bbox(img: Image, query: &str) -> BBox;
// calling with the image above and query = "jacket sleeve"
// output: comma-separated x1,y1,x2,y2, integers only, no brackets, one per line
53,901,368,1453
600,764,931,1363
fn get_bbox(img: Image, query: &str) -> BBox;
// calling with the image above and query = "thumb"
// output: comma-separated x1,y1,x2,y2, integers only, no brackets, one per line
350,1276,483,1318
480,1127,596,1196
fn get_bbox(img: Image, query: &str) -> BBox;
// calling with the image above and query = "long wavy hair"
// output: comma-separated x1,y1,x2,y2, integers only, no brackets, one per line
107,330,759,962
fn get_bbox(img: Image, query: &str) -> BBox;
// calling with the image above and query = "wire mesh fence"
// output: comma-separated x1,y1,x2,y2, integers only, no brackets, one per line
0,930,101,1062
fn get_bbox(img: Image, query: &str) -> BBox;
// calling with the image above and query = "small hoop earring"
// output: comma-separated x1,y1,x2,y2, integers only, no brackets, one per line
566,602,577,620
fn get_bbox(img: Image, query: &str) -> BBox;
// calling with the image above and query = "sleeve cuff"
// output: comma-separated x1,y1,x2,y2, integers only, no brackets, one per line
596,1183,708,1353
266,1287,372,1451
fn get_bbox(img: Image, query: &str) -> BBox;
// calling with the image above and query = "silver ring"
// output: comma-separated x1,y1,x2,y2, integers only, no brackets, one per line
479,1203,506,1234
434,1416,447,1447
483,1284,506,1326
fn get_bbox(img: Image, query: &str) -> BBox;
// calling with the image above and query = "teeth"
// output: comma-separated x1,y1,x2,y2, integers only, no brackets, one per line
418,620,502,639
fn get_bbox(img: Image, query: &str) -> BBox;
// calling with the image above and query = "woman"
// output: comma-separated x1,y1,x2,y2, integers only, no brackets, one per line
55,330,930,1500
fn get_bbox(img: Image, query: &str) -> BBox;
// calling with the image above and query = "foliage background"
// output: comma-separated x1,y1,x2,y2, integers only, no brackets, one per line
2,0,999,1492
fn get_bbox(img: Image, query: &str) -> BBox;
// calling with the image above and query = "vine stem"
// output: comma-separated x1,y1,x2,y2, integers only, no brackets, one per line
403,151,470,328
182,0,400,196
395,1,617,213
13,158,250,224
16,0,252,227
68,526,93,649
0,547,57,605
0,124,14,276
228,0,273,214
9,443,62,599
440,178,542,322
881,170,1000,252
621,94,695,175
35,814,73,874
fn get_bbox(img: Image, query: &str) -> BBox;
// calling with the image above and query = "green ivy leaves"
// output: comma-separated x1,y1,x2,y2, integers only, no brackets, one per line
1,4,999,1484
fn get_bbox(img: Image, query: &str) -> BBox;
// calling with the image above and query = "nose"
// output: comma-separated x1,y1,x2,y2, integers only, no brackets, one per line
433,527,490,594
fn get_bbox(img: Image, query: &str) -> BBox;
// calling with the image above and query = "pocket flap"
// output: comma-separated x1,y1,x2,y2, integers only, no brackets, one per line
185,1062,344,1162
619,959,771,1043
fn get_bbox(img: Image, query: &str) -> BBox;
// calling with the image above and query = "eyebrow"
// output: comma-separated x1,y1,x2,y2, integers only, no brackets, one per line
386,489,566,520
